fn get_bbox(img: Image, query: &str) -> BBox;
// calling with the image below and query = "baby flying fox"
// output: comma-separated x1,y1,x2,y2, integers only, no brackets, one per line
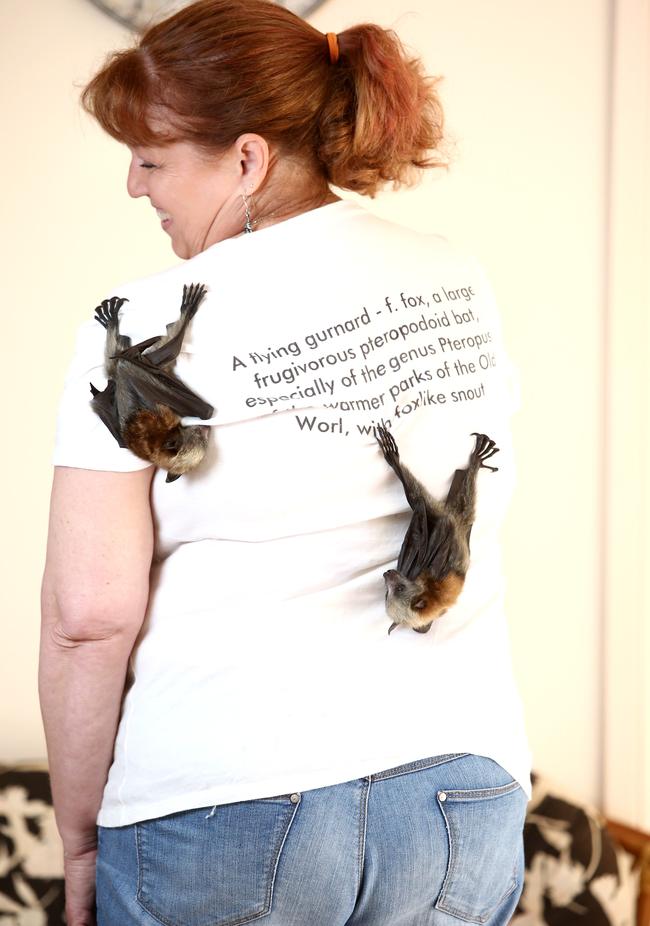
90,283,214,482
376,426,499,635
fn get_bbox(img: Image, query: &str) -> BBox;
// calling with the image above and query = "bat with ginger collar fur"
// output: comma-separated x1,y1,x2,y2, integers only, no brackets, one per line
89,282,213,482
376,426,499,634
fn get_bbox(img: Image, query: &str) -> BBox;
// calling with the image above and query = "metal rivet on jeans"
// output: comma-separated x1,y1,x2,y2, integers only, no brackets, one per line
290,793,301,804
438,791,447,801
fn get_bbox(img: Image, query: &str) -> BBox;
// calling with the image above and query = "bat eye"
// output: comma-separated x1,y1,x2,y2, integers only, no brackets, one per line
412,598,427,611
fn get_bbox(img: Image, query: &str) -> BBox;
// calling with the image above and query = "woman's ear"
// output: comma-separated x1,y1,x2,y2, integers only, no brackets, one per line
235,133,270,193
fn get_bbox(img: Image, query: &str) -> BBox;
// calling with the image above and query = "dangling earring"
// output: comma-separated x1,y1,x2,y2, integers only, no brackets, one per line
242,189,254,234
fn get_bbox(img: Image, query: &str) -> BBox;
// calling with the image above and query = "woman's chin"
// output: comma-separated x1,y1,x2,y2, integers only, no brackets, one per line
170,237,192,260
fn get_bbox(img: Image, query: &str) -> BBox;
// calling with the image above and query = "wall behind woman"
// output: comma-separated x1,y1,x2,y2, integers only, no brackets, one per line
3,0,634,821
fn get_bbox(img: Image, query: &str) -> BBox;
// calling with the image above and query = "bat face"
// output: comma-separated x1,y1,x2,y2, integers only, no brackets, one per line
383,569,465,634
123,405,210,479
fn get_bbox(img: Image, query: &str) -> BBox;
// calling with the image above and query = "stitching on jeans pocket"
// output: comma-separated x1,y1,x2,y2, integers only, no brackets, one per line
434,781,526,924
135,796,300,926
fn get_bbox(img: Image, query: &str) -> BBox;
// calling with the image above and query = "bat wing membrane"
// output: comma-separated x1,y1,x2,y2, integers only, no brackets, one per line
396,497,428,576
398,502,458,580
116,354,214,419
90,380,127,448
117,337,162,358
422,515,459,578
142,338,184,368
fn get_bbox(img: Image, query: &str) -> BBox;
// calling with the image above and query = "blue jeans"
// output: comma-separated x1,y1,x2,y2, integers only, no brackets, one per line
96,753,528,925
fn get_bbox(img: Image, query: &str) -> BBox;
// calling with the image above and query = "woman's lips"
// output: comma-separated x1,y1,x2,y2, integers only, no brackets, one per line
155,207,172,229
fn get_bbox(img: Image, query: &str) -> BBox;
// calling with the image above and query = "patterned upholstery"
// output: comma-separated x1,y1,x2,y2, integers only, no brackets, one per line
0,764,64,925
512,772,639,925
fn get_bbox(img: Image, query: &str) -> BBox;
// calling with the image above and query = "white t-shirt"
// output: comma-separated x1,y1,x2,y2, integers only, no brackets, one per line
53,199,532,827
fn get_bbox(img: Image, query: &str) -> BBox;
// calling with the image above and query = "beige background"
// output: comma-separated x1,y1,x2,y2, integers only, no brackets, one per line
1,0,648,828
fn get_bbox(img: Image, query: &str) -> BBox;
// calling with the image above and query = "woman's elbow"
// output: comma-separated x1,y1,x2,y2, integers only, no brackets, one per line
41,570,149,644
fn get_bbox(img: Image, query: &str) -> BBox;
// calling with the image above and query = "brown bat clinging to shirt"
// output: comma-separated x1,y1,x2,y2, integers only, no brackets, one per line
90,283,214,482
376,427,499,635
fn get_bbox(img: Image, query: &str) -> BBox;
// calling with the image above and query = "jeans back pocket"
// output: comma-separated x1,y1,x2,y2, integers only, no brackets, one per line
434,778,527,924
135,795,300,926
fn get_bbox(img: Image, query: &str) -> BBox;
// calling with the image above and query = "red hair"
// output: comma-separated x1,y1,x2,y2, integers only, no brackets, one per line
82,0,447,197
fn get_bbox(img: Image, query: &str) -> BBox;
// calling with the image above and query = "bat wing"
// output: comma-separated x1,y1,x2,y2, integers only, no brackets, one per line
141,328,198,369
117,337,162,358
89,379,127,447
141,337,183,368
398,501,458,580
422,514,462,578
117,354,214,419
396,497,429,577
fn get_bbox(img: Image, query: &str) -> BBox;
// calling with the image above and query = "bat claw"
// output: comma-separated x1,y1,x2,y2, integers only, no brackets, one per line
376,425,400,467
94,296,128,328
180,282,208,317
470,432,499,471
387,622,398,635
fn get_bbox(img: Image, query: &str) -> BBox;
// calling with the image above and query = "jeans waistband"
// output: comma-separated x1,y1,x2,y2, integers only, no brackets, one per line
368,752,471,782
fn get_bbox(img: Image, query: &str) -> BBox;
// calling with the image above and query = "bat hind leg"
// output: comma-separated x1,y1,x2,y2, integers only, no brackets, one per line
469,432,499,472
94,296,129,329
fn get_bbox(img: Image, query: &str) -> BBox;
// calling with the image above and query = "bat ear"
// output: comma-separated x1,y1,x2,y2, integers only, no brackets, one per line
412,598,427,611
165,471,182,483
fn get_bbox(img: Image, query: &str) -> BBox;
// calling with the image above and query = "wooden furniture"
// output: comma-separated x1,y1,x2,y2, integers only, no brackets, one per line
606,818,650,926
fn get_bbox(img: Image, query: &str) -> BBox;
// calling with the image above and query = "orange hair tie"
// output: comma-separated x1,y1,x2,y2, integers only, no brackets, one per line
326,32,340,64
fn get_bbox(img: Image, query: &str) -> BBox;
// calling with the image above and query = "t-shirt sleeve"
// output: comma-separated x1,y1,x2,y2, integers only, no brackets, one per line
52,317,151,472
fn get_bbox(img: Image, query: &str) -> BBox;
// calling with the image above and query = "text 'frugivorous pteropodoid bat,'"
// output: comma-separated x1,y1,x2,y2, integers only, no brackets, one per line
89,283,214,482
376,426,499,635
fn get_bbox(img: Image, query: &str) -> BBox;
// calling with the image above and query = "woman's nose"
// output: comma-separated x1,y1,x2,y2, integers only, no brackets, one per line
126,160,148,199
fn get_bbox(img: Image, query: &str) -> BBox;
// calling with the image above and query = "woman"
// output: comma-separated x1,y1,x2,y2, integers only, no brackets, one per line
39,2,532,924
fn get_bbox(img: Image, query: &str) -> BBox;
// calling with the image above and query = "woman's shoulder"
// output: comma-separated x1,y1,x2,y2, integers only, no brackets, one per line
98,252,217,343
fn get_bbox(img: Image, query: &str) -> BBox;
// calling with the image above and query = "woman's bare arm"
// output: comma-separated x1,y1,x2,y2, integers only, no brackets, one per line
39,465,154,851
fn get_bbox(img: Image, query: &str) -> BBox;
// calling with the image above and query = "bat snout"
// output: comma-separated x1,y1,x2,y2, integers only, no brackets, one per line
383,569,405,592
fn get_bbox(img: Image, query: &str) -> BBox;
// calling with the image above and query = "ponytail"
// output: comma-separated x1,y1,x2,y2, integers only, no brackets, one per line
318,24,447,196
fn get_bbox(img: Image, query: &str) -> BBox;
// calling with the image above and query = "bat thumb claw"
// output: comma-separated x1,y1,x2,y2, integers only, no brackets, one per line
387,622,398,635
